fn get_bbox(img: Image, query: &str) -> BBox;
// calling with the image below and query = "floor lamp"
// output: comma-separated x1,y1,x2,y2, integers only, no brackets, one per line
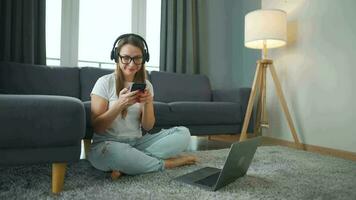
239,9,302,149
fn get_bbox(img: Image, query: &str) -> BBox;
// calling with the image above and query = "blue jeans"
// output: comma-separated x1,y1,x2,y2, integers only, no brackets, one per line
87,126,191,175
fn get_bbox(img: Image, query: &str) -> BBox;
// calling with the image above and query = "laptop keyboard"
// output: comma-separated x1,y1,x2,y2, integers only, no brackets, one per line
195,172,220,187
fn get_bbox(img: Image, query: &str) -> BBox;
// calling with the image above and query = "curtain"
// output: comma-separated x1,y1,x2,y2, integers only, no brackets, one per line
0,0,46,65
160,0,206,74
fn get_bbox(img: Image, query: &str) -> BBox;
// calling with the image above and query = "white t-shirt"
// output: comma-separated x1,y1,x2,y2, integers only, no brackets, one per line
91,72,154,143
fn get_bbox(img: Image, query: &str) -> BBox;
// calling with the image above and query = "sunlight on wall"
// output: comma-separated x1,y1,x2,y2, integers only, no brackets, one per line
262,0,356,152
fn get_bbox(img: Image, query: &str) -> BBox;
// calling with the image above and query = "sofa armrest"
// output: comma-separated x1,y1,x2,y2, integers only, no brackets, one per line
238,87,251,112
238,87,254,133
212,87,252,116
212,88,253,133
0,95,86,148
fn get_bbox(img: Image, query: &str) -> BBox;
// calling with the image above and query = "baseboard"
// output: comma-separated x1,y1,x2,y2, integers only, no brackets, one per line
208,134,239,142
262,136,356,161
199,134,356,161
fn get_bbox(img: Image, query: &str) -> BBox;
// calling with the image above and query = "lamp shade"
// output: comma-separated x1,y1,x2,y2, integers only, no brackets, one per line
245,9,287,49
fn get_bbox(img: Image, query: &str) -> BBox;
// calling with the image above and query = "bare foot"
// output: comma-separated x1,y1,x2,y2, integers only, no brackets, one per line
111,170,123,180
164,155,198,169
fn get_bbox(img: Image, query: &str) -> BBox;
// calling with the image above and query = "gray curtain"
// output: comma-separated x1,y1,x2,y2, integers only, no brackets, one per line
0,0,46,65
160,0,205,74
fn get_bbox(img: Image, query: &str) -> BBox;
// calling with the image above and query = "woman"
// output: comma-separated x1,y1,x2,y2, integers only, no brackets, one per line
88,34,197,179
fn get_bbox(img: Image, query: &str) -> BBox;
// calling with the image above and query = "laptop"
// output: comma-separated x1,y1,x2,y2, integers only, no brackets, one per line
174,136,262,191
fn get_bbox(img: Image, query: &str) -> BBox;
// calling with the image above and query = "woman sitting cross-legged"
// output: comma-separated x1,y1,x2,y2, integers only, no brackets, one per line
87,33,197,179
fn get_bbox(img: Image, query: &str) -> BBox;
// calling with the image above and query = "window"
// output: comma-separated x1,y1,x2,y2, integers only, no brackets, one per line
45,0,161,70
46,0,61,66
145,0,161,71
78,0,131,69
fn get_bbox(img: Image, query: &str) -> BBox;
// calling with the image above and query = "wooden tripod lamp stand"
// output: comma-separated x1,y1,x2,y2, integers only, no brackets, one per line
239,9,302,148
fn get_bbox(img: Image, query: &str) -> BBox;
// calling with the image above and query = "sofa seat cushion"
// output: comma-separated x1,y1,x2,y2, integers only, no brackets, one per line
154,101,170,113
153,102,171,125
83,101,92,128
154,101,241,126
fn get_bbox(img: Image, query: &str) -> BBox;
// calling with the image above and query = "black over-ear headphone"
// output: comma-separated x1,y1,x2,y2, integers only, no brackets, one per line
110,33,150,64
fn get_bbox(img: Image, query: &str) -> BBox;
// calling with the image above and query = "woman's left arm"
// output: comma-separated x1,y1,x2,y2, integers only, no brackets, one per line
140,90,155,131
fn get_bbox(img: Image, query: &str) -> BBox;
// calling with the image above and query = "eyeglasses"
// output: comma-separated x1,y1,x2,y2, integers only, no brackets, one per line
118,55,143,65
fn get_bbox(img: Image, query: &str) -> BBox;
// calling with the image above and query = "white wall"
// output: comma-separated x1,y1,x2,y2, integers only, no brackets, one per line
261,0,356,152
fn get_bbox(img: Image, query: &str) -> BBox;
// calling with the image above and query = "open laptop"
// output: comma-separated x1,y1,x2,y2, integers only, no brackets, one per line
174,136,262,191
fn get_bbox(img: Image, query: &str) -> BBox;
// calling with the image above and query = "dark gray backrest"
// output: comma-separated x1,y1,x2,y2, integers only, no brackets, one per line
150,71,212,102
79,67,114,101
0,62,80,98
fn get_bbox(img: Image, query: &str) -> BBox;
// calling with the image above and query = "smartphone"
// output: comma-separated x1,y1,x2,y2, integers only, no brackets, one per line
130,83,146,92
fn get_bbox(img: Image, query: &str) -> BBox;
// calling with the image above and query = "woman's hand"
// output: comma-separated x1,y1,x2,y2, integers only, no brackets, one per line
138,89,153,105
91,88,137,133
113,88,139,110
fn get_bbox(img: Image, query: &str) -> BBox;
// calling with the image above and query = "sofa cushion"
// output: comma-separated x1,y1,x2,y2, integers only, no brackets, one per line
0,62,80,98
154,101,170,113
153,101,172,125
150,71,212,102
80,67,114,101
83,101,92,128
150,124,241,136
154,101,241,126
169,102,241,125
0,95,85,148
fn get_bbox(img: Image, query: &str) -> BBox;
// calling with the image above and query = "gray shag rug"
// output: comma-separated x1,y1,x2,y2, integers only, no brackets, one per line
1,146,356,200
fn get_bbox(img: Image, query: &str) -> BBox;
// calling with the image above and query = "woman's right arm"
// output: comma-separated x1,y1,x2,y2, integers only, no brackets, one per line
91,95,124,134
91,88,139,134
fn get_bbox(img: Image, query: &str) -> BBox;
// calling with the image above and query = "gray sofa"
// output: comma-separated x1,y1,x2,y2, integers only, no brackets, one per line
0,62,86,193
80,68,253,137
0,61,252,192
148,71,253,135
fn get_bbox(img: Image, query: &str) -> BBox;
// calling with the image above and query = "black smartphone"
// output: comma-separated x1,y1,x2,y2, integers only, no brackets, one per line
130,83,146,92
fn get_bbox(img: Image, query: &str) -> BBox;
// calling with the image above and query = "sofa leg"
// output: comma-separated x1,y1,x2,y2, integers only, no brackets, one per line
52,163,67,194
83,139,92,159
